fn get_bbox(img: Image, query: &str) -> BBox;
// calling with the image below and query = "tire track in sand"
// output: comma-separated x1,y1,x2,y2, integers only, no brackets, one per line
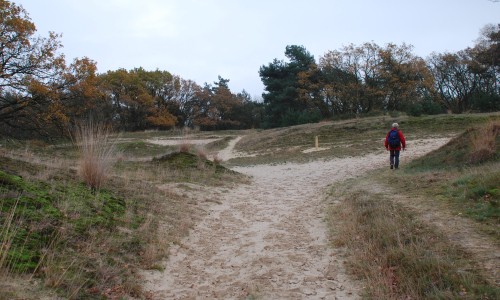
142,138,451,299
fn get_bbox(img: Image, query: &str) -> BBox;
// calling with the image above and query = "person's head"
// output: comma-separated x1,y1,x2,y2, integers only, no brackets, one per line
392,122,399,129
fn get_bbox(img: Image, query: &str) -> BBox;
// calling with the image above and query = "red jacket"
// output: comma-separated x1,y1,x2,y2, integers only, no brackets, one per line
385,128,406,151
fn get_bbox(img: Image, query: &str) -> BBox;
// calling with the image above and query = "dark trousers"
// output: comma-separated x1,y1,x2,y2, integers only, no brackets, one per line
390,150,400,168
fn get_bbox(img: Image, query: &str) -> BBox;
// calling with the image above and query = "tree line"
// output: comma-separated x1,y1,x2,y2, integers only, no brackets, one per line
260,28,499,127
0,0,263,138
1,0,499,138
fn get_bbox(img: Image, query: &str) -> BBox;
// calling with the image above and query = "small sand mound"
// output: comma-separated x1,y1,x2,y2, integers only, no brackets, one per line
153,151,236,174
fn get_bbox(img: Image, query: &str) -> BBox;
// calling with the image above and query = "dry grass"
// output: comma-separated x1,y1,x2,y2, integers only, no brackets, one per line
470,121,499,163
179,142,191,153
327,178,499,299
212,154,222,165
72,121,118,190
0,196,20,278
196,146,208,160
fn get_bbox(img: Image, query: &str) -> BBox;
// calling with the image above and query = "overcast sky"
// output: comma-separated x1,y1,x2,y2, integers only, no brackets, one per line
13,0,500,98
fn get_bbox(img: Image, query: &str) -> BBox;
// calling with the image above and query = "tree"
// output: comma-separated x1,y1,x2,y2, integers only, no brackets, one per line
428,51,481,113
469,24,500,111
190,76,249,130
232,90,264,129
320,42,436,115
0,0,65,136
133,68,177,129
474,24,500,71
320,43,383,114
259,45,320,127
99,68,176,131
377,43,434,111
426,24,500,113
209,76,243,129
59,58,107,124
423,24,500,113
319,43,384,114
319,63,360,115
162,75,200,127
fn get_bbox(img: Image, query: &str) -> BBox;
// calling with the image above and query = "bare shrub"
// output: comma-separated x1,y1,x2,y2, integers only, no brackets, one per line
73,121,117,190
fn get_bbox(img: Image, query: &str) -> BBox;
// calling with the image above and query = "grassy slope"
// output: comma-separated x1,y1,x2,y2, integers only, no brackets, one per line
229,113,499,165
326,116,499,299
0,142,242,298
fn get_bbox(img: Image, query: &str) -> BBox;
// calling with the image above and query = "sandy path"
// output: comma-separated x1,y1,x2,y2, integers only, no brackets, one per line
142,138,451,299
216,136,243,161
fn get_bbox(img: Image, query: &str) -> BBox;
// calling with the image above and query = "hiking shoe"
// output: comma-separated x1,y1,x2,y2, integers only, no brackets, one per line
390,165,394,169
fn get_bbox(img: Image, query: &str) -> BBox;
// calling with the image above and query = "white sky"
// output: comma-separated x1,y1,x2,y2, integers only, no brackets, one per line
13,0,500,99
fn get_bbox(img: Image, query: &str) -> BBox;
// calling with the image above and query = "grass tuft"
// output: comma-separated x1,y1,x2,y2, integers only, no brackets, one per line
179,142,191,153
196,147,208,160
72,121,117,191
469,121,499,164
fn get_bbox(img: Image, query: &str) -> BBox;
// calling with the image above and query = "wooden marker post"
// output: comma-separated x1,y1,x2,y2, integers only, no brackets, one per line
315,135,319,149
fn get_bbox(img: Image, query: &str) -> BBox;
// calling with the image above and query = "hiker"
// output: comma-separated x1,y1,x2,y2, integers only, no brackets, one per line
385,122,406,169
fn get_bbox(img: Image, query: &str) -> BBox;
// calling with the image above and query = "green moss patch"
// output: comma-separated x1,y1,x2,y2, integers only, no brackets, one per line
0,171,62,273
0,163,132,297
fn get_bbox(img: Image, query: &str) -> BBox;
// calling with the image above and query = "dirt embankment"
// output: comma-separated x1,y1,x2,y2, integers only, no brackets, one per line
142,138,451,299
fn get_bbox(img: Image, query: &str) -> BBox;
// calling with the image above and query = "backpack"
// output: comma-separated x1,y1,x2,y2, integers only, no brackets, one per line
388,129,400,148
